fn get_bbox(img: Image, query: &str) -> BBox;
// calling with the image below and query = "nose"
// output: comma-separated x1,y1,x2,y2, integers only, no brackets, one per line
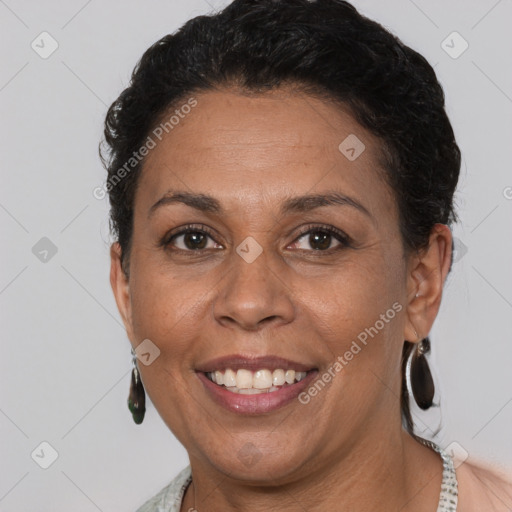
213,248,295,331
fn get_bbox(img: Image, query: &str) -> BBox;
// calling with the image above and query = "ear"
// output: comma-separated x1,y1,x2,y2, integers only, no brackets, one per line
110,243,135,342
404,224,453,343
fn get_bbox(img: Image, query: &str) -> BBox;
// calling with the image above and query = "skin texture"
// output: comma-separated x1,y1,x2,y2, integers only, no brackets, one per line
110,88,454,511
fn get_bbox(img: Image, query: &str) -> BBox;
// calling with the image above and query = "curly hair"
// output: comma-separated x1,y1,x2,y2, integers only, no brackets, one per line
100,0,461,433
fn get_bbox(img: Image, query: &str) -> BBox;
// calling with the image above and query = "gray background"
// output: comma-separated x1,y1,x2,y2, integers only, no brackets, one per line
1,0,511,510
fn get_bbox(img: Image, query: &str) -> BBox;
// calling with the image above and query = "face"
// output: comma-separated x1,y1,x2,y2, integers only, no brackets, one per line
111,88,447,483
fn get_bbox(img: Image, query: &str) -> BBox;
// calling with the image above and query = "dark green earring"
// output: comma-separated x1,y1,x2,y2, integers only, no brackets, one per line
410,337,435,410
128,349,146,424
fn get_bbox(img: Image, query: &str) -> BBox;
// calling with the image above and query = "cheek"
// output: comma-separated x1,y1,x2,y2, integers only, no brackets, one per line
297,254,406,375
305,254,402,324
127,259,208,430
128,253,208,356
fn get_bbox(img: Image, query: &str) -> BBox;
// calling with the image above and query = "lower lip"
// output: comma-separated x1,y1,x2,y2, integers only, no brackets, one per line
196,371,318,415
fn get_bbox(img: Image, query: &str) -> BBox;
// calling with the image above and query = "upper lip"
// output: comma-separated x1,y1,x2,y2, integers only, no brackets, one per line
195,354,316,373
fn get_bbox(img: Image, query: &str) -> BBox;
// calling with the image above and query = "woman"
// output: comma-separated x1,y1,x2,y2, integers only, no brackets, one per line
101,0,512,510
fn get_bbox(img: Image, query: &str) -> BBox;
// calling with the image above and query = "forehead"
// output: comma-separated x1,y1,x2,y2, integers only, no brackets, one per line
136,88,393,219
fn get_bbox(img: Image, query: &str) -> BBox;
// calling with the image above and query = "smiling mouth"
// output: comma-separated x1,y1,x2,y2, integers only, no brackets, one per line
204,368,314,394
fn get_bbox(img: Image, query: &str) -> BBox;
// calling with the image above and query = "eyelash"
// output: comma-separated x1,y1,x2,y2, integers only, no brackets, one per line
161,223,352,256
292,224,352,252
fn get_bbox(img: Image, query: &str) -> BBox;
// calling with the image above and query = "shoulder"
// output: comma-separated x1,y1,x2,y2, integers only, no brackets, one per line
135,466,192,512
456,460,512,512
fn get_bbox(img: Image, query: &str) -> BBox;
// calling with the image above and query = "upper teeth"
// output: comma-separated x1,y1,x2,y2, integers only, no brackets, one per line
207,368,307,391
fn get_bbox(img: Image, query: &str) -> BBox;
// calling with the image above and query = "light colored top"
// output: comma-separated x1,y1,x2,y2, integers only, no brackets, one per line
136,465,192,512
135,441,512,511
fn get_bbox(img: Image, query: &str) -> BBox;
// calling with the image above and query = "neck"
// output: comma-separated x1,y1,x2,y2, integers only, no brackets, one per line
182,428,443,512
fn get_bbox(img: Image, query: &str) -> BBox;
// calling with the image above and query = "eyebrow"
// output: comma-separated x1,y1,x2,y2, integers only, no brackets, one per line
148,190,372,219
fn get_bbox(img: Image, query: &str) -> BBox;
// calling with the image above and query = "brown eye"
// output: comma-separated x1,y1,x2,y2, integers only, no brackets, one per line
182,232,208,250
167,229,221,251
308,231,332,250
290,227,349,252
168,231,213,251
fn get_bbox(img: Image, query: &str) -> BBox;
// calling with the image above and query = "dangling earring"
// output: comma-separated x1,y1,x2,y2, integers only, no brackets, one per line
410,336,435,410
128,348,146,424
